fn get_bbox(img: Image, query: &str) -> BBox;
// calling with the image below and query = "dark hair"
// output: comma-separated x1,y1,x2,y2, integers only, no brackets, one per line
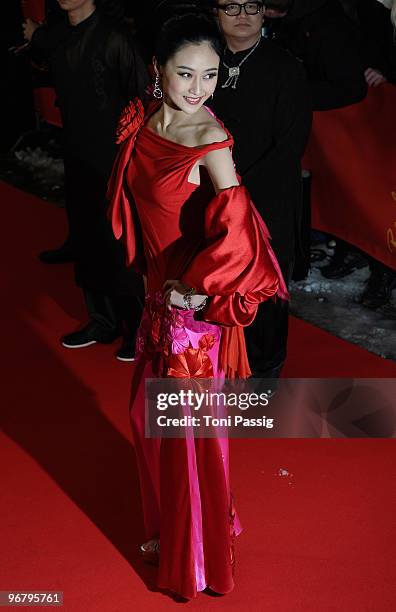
263,0,293,11
155,9,223,66
95,0,125,24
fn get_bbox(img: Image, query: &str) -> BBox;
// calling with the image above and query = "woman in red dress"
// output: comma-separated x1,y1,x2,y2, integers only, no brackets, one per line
108,11,288,600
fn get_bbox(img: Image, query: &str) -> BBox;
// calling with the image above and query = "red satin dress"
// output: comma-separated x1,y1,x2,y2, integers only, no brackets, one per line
108,99,288,599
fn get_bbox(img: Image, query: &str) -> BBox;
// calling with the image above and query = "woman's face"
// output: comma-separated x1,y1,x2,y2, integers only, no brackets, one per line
159,42,219,114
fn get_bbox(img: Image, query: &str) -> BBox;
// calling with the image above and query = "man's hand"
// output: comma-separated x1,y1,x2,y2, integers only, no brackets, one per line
22,18,40,42
364,67,387,88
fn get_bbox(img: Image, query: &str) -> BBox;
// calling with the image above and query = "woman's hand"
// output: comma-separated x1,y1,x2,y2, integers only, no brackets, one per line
163,280,207,310
163,280,189,309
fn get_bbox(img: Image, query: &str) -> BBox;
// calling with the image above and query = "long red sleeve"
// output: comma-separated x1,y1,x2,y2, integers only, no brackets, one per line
181,185,288,327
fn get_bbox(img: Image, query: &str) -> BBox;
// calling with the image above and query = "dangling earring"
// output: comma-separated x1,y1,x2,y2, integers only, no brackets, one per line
153,74,163,99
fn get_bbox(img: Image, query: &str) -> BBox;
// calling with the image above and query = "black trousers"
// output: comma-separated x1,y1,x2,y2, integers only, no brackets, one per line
244,169,309,378
84,289,143,340
64,155,144,336
244,213,296,379
244,254,293,379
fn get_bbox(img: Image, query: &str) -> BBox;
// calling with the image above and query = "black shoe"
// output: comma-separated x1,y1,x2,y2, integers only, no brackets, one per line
356,268,396,310
62,322,120,348
39,245,74,264
116,337,137,362
321,251,367,279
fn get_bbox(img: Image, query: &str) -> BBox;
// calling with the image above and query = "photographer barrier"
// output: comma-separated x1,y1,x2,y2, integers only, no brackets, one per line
303,84,396,271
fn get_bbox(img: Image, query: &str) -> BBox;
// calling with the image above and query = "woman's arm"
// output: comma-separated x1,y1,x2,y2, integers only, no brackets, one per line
166,130,238,309
201,136,239,194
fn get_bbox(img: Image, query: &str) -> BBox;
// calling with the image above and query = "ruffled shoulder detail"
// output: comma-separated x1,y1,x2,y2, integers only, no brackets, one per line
115,97,145,144
107,97,150,266
108,98,163,266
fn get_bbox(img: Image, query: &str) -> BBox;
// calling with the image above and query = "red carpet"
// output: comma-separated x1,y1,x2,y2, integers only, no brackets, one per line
1,181,396,611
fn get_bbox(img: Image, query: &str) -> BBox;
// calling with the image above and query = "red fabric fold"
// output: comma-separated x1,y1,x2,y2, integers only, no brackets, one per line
181,185,289,327
107,97,145,266
219,326,251,379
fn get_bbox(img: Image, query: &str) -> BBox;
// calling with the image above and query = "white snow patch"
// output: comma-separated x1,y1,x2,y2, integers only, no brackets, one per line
15,147,64,185
290,256,396,361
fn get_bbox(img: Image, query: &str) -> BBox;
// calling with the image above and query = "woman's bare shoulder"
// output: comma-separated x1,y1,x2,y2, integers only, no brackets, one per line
196,111,229,147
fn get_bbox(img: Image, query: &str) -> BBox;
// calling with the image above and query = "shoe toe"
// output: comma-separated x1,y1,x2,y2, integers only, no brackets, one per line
116,347,136,361
62,337,97,348
62,322,118,348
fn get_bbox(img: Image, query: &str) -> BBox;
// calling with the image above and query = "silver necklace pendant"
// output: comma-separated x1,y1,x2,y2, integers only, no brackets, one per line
222,66,240,89
221,36,262,90
228,66,240,77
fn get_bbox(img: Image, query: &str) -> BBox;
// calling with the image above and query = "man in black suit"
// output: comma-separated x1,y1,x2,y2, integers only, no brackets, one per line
211,0,312,378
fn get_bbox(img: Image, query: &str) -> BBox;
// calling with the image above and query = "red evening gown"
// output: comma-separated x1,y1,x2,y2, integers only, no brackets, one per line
108,99,288,599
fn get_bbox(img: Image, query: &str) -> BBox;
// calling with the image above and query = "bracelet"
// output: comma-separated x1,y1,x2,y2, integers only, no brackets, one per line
193,297,208,312
183,287,194,310
182,289,208,311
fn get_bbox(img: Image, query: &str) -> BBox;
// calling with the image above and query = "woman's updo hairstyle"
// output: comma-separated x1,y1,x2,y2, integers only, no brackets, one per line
154,2,223,66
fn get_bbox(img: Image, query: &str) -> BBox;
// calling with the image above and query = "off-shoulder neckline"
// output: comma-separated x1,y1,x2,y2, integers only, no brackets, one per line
141,106,233,151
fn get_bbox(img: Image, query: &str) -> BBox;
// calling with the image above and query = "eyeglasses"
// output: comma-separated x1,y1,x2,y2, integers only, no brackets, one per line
217,2,264,16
